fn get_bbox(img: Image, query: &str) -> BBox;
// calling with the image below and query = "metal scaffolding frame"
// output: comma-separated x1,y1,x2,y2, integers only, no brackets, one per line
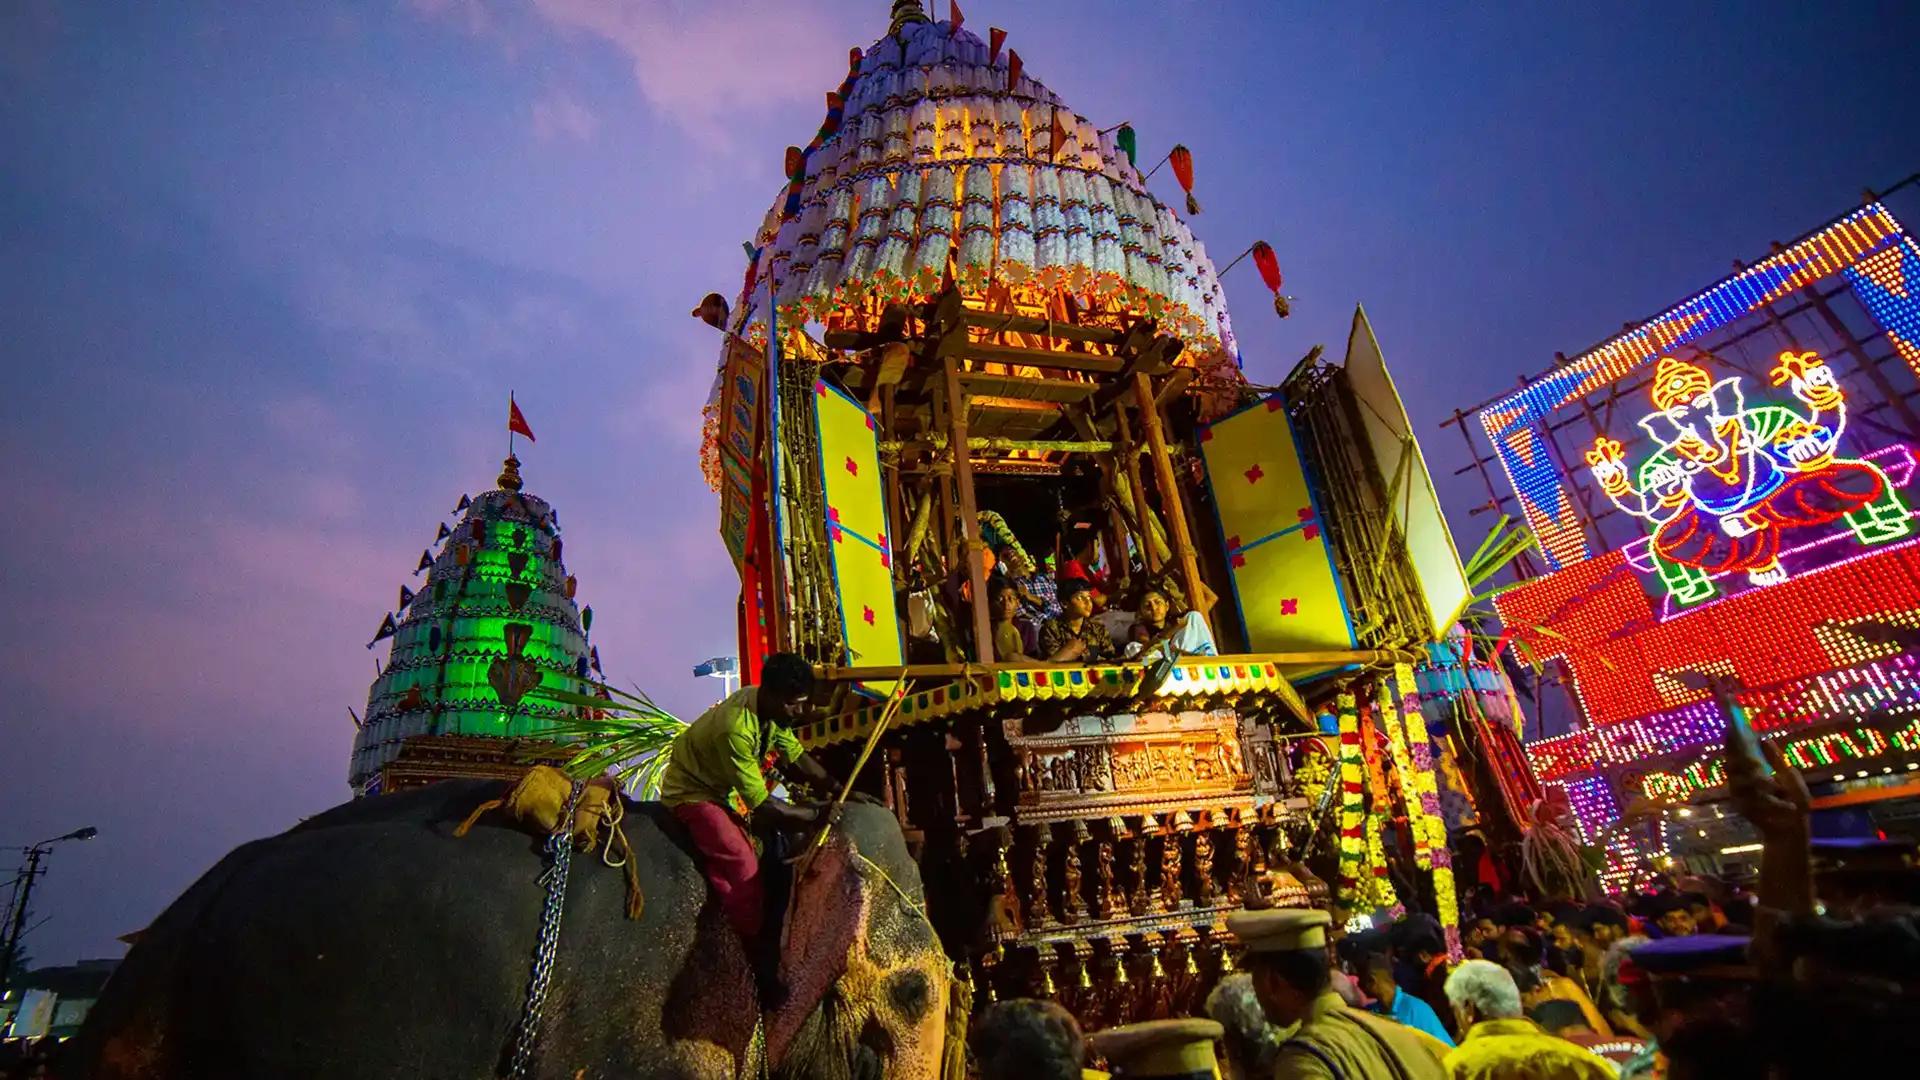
1442,174,1920,577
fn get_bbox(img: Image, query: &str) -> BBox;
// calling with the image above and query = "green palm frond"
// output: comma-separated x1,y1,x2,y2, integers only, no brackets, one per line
528,681,685,798
1463,514,1537,591
1456,517,1538,639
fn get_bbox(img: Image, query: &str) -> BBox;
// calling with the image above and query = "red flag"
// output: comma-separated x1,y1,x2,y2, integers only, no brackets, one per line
988,27,1006,64
1050,109,1068,160
1006,49,1022,92
508,396,536,442
948,0,963,35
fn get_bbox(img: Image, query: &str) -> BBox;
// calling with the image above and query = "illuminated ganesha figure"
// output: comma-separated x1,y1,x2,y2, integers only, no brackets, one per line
1585,351,1913,604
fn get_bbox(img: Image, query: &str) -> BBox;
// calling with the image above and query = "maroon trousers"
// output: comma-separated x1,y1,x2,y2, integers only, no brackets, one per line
671,801,764,939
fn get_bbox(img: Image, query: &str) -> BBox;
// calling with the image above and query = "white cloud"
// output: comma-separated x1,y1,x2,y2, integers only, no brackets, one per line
410,0,846,147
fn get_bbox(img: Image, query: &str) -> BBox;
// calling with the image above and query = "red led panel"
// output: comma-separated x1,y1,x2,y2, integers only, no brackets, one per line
1497,540,1920,728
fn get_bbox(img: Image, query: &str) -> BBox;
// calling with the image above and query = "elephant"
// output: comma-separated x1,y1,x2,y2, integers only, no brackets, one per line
64,780,953,1079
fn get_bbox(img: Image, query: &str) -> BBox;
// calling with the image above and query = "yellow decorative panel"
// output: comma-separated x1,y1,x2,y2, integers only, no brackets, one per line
814,379,890,551
1200,394,1356,652
814,380,901,697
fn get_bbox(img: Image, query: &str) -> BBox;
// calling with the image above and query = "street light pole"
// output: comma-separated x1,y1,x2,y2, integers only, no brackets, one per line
0,826,98,988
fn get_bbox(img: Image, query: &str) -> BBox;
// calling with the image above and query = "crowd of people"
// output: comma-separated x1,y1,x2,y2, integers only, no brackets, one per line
939,520,1218,670
966,681,1920,1078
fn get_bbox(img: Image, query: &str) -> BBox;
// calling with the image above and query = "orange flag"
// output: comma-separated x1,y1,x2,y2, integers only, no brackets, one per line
949,0,963,35
508,395,536,442
1006,49,1022,92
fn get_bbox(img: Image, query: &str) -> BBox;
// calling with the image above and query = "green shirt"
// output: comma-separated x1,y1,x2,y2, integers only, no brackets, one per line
659,687,803,810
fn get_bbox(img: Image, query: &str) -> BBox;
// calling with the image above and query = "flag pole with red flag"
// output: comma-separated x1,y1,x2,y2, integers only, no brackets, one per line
508,392,536,453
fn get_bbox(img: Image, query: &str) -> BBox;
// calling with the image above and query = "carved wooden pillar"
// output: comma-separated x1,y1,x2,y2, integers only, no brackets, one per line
1192,824,1217,906
1159,816,1185,912
1062,822,1088,924
990,827,1022,938
1228,817,1256,904
1128,821,1153,916
1095,817,1122,919
1027,824,1056,929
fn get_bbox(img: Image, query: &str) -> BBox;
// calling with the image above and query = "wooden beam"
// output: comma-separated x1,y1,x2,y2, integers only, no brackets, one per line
942,340,1128,376
1153,367,1196,411
944,356,995,663
956,306,1128,347
1113,402,1162,574
1134,371,1210,625
958,372,1100,404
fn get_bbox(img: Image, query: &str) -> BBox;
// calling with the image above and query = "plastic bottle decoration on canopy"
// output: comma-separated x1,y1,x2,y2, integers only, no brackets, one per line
699,1,1256,491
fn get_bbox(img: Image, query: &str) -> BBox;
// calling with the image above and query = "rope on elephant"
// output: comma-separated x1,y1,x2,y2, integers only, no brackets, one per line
850,849,930,927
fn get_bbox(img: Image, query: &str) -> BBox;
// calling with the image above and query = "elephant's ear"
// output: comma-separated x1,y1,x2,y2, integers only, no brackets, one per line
767,838,868,1065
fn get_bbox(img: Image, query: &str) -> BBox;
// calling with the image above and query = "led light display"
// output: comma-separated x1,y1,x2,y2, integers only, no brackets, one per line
1845,236,1920,380
1479,204,1909,572
1528,649,1920,784
1581,351,1912,605
1499,538,1920,729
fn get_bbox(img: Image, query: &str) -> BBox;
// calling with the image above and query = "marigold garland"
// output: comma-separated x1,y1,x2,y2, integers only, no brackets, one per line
1377,679,1424,868
1359,709,1403,918
1396,663,1462,960
1335,691,1368,910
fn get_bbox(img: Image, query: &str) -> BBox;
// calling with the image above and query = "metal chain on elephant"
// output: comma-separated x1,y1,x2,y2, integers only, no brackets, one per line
507,779,582,1079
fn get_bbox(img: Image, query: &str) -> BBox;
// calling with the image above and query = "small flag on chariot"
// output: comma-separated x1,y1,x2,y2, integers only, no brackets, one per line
414,550,433,574
436,523,452,542
367,613,398,649
398,585,415,609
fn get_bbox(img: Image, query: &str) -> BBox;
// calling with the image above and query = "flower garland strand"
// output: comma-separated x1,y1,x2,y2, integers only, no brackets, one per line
1335,691,1368,913
1397,663,1462,961
1359,705,1404,919
1377,678,1426,869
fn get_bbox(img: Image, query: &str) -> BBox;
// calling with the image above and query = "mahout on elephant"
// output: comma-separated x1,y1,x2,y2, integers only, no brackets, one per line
63,779,951,1079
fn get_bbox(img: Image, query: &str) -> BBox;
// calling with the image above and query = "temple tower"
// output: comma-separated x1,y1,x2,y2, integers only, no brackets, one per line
349,455,598,795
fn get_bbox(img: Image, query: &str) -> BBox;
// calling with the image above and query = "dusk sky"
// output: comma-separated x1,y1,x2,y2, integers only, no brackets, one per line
3,1,1916,966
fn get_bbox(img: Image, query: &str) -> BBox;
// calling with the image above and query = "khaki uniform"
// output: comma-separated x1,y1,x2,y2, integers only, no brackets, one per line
1271,992,1450,1080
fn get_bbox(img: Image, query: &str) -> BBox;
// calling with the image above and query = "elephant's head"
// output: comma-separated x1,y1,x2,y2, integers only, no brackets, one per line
769,803,952,1080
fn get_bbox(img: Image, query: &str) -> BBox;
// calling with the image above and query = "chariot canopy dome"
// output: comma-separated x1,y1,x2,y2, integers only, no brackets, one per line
729,0,1239,367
